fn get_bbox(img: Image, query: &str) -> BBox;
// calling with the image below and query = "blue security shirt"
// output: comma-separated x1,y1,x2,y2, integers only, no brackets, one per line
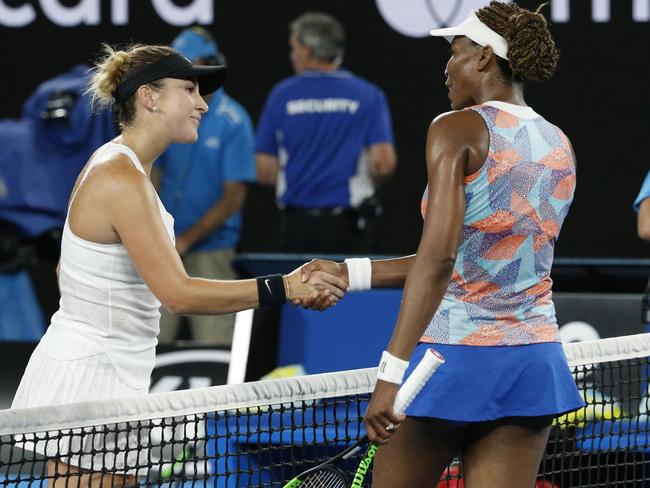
634,170,650,212
157,90,256,251
255,69,394,208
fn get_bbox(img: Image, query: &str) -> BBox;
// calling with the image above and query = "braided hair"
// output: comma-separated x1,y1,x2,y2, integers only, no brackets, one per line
476,1,559,82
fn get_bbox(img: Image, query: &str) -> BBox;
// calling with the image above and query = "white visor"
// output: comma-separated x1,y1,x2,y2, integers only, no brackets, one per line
429,11,509,60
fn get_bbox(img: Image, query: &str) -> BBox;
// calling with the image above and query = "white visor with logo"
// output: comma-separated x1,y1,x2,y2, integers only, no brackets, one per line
429,11,509,60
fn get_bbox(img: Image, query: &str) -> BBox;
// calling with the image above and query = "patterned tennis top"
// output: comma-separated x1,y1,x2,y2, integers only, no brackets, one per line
421,101,576,346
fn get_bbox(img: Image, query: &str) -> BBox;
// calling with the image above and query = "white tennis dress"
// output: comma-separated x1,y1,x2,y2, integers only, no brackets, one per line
11,142,174,471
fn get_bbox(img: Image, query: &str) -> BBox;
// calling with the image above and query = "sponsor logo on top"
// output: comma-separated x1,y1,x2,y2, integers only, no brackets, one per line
0,0,213,27
375,0,649,38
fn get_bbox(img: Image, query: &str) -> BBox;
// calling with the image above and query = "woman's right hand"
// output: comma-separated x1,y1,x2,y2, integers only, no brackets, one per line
293,259,349,309
284,264,347,311
300,259,348,285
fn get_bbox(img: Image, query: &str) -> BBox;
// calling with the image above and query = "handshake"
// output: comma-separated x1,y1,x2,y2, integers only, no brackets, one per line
284,259,350,312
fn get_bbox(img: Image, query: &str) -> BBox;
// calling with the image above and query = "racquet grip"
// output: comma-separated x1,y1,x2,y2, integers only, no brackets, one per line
392,349,445,415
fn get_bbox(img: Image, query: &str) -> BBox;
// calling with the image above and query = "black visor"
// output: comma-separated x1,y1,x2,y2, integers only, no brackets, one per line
113,52,227,105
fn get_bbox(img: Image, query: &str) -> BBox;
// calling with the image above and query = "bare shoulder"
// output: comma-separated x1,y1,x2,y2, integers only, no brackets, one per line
84,152,155,204
91,152,147,183
429,109,487,140
425,110,489,173
70,152,159,227
68,152,158,242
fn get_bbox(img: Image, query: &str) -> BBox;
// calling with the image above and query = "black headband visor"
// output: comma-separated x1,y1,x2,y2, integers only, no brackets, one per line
114,53,227,105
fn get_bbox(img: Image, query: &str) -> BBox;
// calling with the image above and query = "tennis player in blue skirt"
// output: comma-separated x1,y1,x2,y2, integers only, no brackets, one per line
301,2,584,486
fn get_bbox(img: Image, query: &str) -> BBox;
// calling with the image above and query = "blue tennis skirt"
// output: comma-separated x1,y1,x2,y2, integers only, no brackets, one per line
404,341,585,422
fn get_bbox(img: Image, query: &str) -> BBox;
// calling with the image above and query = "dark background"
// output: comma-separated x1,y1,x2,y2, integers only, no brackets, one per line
1,0,648,257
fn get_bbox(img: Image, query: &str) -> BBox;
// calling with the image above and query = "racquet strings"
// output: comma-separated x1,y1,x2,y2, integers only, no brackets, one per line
299,466,348,487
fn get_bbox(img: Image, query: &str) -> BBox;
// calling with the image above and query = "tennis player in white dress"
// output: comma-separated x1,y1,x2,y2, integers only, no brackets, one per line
11,43,346,486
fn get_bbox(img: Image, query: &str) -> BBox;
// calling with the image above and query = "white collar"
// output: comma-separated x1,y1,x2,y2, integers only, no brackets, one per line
483,101,539,120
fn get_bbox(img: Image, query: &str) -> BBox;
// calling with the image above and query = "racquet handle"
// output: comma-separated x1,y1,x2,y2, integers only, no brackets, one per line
393,348,445,415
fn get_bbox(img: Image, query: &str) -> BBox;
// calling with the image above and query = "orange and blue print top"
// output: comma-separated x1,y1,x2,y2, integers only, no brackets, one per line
421,101,576,346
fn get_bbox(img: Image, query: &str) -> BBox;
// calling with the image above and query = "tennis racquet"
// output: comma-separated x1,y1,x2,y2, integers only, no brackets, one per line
282,348,445,488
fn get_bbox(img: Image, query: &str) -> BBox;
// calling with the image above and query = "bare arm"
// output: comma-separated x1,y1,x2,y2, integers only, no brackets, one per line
368,142,397,185
639,198,650,241
256,152,279,186
384,115,467,360
102,161,344,315
364,111,482,444
176,181,247,256
368,255,414,287
111,167,256,314
301,255,415,293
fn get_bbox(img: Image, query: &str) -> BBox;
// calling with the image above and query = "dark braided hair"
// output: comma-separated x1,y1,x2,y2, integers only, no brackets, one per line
476,1,559,82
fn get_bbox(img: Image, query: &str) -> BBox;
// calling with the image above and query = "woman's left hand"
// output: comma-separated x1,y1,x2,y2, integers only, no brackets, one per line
364,380,404,445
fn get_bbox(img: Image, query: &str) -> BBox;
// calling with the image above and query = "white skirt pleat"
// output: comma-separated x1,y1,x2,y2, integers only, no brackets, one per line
11,345,150,474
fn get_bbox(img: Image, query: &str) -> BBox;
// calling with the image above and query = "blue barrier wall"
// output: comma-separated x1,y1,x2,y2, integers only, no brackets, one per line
277,289,402,374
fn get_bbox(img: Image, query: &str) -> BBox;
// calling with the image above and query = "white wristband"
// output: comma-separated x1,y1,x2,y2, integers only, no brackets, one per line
376,350,409,385
344,258,372,291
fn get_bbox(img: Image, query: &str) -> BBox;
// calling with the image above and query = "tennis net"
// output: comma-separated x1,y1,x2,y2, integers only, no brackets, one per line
1,333,650,487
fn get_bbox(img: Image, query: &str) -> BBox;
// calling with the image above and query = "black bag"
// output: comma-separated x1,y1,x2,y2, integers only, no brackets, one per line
0,220,35,273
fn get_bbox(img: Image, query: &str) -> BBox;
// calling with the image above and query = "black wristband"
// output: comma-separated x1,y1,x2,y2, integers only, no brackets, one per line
256,274,287,308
